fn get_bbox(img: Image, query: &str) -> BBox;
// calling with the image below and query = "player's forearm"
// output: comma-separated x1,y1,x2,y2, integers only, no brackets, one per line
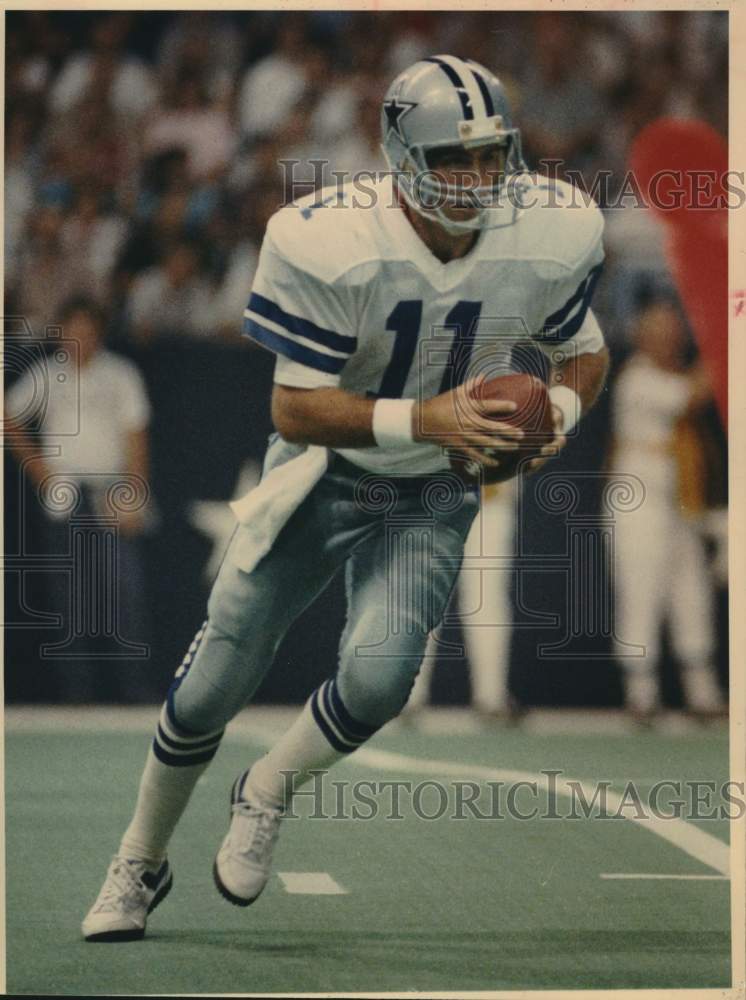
552,346,610,422
271,381,522,462
271,385,378,447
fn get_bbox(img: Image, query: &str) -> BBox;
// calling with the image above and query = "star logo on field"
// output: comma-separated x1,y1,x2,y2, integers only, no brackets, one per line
187,460,261,583
383,95,418,142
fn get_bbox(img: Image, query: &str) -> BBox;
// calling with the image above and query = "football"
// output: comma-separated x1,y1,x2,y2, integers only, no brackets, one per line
448,373,555,485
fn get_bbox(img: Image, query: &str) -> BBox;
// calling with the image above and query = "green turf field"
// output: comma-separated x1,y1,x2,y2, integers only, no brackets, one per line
4,707,732,995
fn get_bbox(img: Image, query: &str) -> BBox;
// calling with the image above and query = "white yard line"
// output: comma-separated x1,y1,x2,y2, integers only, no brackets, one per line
348,746,730,877
277,872,348,895
6,706,731,876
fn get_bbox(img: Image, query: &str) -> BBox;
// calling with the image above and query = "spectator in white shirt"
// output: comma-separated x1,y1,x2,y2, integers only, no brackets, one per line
237,17,310,139
5,295,151,529
49,13,156,120
144,71,235,184
5,296,154,700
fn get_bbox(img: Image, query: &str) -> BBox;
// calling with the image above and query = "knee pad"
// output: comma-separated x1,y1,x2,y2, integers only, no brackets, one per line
336,656,419,728
166,619,248,735
170,667,237,735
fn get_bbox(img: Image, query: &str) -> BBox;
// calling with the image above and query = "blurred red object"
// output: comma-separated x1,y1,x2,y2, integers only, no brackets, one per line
629,117,728,428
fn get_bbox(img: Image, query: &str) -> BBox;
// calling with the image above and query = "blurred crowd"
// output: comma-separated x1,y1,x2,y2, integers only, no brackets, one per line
5,9,728,346
5,11,729,712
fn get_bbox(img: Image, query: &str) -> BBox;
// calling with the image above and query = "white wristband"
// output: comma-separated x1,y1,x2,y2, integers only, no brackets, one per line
549,385,582,433
372,398,415,448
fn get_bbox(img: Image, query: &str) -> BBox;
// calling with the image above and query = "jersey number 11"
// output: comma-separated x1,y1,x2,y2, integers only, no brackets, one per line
373,300,482,399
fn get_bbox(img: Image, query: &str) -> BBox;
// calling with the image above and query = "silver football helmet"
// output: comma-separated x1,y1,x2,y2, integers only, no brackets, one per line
381,55,526,233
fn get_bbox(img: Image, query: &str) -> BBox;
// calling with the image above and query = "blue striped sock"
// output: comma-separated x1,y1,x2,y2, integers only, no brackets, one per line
243,679,381,810
310,678,379,753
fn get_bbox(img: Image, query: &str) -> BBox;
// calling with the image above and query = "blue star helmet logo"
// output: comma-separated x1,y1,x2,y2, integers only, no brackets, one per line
383,95,418,143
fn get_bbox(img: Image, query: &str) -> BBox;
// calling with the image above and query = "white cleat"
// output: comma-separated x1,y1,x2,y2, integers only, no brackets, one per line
213,770,283,907
82,856,172,942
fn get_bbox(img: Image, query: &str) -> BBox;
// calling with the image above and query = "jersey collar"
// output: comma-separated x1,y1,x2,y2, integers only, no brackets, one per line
373,174,494,292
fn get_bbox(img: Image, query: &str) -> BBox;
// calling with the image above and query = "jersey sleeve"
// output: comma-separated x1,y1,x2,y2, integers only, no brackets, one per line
535,307,606,364
243,229,357,382
533,201,605,358
273,354,341,389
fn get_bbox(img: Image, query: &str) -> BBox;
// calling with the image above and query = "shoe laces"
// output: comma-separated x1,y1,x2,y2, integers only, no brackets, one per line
94,857,149,914
230,802,282,864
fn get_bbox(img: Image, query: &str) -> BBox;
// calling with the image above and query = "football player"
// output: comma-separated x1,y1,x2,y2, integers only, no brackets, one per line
83,54,609,940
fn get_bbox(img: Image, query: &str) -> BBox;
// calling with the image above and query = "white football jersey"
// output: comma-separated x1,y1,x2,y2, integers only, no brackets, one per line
243,173,605,474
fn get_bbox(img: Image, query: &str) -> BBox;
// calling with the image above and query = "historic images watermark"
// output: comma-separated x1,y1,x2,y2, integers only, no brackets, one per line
350,465,649,662
278,159,746,213
278,769,745,823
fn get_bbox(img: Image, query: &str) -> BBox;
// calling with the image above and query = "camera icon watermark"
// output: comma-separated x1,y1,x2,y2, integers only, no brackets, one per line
3,318,83,440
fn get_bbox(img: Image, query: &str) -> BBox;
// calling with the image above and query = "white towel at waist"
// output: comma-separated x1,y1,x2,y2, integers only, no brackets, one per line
228,444,329,573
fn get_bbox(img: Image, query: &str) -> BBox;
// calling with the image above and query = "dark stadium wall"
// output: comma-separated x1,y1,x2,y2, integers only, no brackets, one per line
5,339,727,707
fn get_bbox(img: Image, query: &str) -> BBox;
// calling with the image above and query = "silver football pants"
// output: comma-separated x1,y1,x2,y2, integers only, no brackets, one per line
170,435,480,734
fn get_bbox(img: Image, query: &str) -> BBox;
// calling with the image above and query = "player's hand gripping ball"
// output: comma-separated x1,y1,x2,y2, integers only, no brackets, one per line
449,373,555,484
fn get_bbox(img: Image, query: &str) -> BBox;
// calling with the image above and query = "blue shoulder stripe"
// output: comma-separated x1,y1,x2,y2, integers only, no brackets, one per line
538,263,604,343
248,292,356,355
244,318,347,374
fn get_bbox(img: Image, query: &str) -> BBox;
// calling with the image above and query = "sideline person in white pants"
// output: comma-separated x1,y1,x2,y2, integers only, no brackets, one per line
609,301,725,720
408,479,518,717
